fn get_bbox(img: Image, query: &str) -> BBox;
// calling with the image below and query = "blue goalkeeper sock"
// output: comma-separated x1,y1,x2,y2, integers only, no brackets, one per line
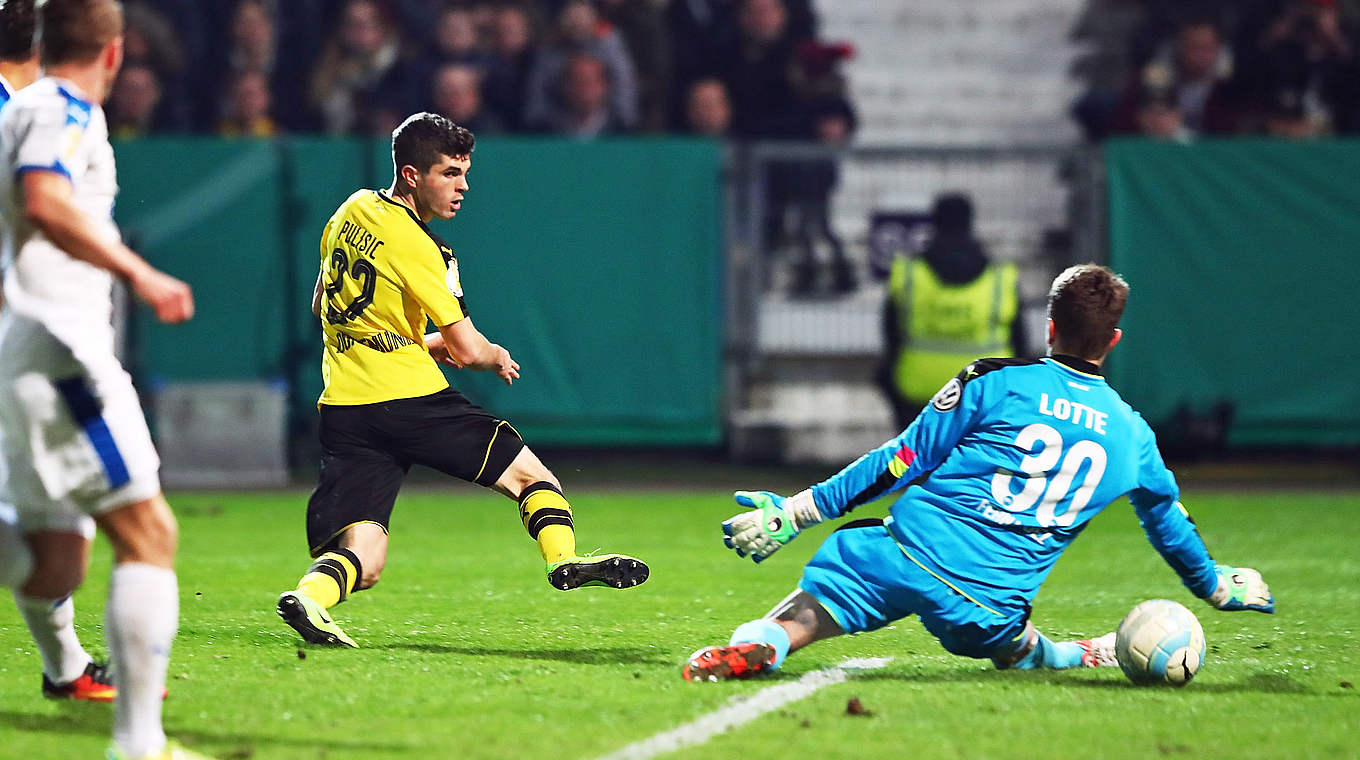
1011,631,1084,670
729,619,790,670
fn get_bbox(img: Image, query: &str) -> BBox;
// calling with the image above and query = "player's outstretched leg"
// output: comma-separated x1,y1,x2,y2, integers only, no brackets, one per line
685,590,846,681
683,619,789,682
992,623,1116,670
517,480,648,591
276,548,362,648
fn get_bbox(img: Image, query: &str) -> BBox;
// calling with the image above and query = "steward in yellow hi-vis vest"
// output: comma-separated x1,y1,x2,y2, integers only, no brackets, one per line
880,194,1023,430
275,114,648,652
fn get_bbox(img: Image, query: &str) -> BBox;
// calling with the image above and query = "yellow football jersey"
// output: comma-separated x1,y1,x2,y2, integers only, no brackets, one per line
316,189,468,406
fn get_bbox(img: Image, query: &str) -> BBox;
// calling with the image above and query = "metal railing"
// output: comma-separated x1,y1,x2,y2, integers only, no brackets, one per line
721,141,1104,456
724,142,1100,356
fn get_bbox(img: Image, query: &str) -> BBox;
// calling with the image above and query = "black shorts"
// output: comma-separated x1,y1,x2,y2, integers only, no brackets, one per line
305,388,524,555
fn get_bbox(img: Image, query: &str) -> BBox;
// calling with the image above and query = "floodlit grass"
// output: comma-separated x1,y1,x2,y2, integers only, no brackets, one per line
1,486,1356,759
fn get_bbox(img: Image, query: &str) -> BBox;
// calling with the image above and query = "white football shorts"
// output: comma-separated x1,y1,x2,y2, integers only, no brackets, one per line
0,314,160,535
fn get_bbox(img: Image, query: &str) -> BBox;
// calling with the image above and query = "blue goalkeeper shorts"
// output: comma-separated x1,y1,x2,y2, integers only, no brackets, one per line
798,519,1029,659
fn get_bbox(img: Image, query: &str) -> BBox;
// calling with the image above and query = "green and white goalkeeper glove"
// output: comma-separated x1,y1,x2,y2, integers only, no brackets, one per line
722,490,823,563
1206,564,1275,613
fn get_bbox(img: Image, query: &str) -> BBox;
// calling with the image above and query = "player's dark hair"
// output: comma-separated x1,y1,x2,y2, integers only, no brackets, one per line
37,0,123,66
1047,264,1129,359
0,0,37,62
391,112,475,175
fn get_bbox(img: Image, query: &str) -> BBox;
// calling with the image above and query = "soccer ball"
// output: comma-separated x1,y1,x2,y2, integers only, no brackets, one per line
1114,599,1206,686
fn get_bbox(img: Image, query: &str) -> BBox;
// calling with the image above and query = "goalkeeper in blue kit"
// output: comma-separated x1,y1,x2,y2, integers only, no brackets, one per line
684,265,1274,681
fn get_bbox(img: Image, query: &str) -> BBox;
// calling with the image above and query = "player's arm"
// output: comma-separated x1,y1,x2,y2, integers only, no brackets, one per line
723,365,988,562
1129,430,1274,613
394,239,518,382
311,270,324,319
433,318,519,385
22,170,192,323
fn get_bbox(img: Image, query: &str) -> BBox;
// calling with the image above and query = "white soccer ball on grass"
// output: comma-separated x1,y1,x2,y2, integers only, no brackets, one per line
1115,599,1206,686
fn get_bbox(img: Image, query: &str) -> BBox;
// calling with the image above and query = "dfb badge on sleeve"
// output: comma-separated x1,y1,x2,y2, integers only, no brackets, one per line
445,257,463,297
931,377,963,412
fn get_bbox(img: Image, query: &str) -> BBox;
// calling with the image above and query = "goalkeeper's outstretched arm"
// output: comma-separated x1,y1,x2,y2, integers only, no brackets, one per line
1131,492,1274,614
721,366,986,563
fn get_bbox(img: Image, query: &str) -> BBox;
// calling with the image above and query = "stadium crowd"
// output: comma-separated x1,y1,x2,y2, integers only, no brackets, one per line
1074,0,1360,140
102,0,856,142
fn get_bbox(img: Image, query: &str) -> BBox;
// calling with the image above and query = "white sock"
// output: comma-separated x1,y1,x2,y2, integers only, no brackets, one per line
14,593,91,684
107,562,178,759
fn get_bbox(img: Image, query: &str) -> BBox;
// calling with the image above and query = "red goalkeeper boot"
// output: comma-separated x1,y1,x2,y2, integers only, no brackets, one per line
682,642,777,682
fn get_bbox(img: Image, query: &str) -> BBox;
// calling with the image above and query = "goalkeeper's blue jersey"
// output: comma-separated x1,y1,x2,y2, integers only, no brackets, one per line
810,356,1218,614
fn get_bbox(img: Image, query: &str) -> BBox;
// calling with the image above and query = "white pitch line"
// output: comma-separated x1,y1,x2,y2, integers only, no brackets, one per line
592,657,892,760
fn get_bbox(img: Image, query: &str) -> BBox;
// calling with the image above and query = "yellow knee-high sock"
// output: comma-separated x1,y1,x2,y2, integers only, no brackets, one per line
296,548,362,610
519,481,576,565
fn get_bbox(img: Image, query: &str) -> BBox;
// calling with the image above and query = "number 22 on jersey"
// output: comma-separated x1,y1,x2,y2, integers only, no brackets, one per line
324,247,377,325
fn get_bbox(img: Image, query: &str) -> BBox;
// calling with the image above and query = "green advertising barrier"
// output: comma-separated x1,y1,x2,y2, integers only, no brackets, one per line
1106,139,1360,446
115,137,723,445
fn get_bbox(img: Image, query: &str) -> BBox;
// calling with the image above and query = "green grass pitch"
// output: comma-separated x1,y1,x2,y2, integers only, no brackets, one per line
1,485,1357,759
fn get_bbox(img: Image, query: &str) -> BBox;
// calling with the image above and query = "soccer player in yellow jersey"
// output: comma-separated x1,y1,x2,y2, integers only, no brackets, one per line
276,112,648,648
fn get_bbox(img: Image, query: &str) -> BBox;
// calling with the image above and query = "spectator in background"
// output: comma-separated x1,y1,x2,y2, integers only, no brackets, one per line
524,0,639,133
483,3,541,132
531,51,627,138
684,77,732,135
1262,80,1326,136
780,89,857,295
1132,86,1193,140
107,63,166,138
596,0,669,131
122,0,190,130
427,4,495,72
666,0,739,127
743,23,858,295
216,0,284,130
430,63,504,135
218,69,278,137
199,0,325,132
879,194,1024,431
1111,17,1244,136
394,4,499,123
721,0,806,138
1244,0,1359,135
666,0,817,127
225,1,275,84
309,0,404,135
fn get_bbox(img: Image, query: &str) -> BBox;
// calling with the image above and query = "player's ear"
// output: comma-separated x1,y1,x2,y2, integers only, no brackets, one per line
1046,318,1056,346
1107,328,1122,352
104,36,125,81
398,164,420,189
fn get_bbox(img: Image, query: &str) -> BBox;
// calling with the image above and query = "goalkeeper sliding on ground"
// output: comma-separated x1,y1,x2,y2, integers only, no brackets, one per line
684,265,1274,681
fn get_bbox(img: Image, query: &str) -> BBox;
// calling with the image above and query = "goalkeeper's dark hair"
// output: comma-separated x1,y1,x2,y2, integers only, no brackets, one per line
1047,263,1129,359
391,112,475,175
0,0,37,61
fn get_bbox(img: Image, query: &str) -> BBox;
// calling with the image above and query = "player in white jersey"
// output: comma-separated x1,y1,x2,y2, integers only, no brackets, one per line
0,0,126,705
0,2,210,759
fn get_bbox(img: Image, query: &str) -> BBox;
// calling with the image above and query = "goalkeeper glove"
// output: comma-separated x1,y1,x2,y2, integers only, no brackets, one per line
1206,564,1275,613
721,490,823,563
